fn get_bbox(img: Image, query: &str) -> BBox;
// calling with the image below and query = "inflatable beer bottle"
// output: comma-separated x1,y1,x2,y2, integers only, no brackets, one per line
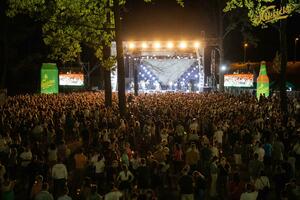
256,61,269,99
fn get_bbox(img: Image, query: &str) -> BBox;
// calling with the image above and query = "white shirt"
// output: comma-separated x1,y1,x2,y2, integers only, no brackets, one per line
254,176,270,190
117,170,133,182
211,146,219,158
52,163,68,179
254,147,265,162
91,154,100,165
240,191,258,200
214,130,223,144
20,151,33,167
94,159,105,174
104,191,123,200
190,121,199,132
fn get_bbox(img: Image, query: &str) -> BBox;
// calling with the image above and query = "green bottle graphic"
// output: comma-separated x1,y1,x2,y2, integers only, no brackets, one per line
256,61,269,99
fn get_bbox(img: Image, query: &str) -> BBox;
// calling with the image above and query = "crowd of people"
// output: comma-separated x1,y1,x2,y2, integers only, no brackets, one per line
0,91,300,200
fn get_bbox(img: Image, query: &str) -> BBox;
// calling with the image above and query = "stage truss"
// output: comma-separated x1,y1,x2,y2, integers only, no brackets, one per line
122,41,205,93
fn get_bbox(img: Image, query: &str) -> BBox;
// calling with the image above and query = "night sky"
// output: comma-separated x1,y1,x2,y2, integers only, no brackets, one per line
0,0,300,93
123,0,300,62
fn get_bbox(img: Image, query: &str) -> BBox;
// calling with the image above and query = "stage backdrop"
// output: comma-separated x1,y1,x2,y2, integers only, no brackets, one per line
142,59,197,85
41,63,59,94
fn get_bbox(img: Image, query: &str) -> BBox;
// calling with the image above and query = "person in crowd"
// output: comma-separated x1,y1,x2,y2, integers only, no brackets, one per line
52,159,68,199
254,171,270,200
136,158,150,192
1,174,16,200
228,172,244,200
117,165,134,199
104,185,123,200
209,156,219,198
192,170,206,200
185,143,200,172
0,91,299,200
30,175,43,200
73,148,88,189
57,186,72,200
88,184,102,200
240,183,258,200
248,153,264,180
34,183,54,200
178,165,194,200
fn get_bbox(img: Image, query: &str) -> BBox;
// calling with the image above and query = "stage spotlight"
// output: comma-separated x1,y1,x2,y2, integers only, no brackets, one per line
141,42,148,49
194,41,200,48
129,42,135,49
179,41,187,49
167,42,174,49
154,42,161,49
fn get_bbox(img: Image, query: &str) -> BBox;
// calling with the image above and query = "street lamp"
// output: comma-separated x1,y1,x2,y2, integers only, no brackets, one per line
295,37,299,62
243,43,248,63
221,65,227,71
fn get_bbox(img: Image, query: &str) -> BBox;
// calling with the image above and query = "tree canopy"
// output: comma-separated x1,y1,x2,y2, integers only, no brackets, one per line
224,0,300,27
7,0,115,63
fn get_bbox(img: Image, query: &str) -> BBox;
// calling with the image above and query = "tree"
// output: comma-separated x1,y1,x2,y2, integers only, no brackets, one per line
6,0,183,116
6,0,119,110
224,0,300,120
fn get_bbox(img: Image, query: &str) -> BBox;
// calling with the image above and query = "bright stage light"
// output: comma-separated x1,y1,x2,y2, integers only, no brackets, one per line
194,41,200,48
167,42,174,49
154,42,161,49
179,41,187,49
129,42,135,49
141,42,148,49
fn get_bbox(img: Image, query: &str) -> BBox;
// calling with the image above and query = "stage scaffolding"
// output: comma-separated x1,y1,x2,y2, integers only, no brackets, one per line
123,41,205,94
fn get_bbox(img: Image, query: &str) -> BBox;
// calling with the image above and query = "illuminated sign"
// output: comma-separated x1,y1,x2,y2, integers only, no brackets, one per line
254,4,299,25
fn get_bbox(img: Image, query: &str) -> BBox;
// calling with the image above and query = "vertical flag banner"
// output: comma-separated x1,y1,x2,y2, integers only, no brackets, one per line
41,63,59,94
256,61,269,99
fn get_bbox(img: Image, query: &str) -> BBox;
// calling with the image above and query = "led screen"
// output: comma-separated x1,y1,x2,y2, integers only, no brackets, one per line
59,73,84,86
224,74,254,87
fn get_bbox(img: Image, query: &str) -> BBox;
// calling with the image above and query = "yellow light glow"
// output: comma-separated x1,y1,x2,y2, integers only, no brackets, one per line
129,42,135,49
244,43,248,48
141,42,148,49
179,41,187,49
154,42,161,49
167,42,174,49
194,41,200,48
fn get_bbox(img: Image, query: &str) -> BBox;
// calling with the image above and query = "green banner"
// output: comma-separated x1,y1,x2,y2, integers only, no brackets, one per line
41,63,58,94
256,61,269,99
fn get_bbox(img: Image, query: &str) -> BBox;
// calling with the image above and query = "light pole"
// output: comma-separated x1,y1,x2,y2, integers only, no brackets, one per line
295,37,299,62
243,43,248,63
